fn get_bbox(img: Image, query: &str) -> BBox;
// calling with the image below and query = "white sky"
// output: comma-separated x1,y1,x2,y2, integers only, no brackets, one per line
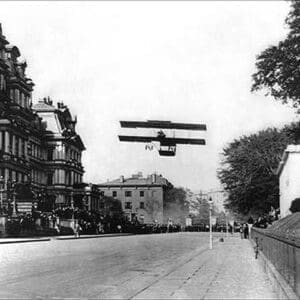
0,1,297,191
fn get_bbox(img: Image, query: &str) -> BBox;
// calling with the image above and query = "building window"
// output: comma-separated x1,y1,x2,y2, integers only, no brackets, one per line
47,149,53,161
112,191,117,197
140,191,144,197
125,191,132,197
140,202,145,209
47,173,53,185
125,202,132,209
99,202,104,209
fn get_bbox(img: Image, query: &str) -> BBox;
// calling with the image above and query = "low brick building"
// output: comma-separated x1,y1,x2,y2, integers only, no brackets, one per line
97,173,173,224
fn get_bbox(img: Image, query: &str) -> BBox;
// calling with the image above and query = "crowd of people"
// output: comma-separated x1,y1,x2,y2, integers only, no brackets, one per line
4,205,283,237
252,207,280,229
3,207,184,236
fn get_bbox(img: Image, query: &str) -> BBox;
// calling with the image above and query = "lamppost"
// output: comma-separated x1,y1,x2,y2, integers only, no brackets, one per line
0,176,4,213
11,180,17,218
208,197,213,250
226,212,229,238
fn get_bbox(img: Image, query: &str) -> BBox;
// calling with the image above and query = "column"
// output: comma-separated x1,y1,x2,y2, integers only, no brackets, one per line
4,131,9,153
0,131,2,151
61,144,66,160
59,169,65,184
54,169,59,185
11,135,15,155
4,168,9,183
70,171,74,186
19,138,22,157
24,140,28,159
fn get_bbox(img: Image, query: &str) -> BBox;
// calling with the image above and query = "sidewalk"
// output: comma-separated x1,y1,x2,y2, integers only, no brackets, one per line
133,236,279,299
0,232,133,244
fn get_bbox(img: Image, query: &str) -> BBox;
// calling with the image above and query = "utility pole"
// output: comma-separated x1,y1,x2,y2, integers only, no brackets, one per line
226,215,229,238
208,197,213,250
0,176,4,213
11,180,17,218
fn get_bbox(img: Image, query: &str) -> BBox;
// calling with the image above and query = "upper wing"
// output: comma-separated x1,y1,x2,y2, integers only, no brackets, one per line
118,135,156,143
120,120,206,131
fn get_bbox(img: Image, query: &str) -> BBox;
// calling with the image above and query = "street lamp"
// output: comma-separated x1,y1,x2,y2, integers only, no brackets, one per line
11,180,17,218
70,191,74,220
208,197,213,250
0,176,4,213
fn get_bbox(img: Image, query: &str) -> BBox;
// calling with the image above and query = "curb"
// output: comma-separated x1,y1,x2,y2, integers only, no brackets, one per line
250,239,298,299
0,238,51,244
54,233,134,240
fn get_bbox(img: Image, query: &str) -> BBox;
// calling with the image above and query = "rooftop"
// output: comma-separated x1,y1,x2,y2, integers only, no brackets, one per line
98,173,172,187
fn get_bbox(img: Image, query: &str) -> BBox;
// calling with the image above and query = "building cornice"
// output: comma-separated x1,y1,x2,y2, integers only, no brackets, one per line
276,144,300,176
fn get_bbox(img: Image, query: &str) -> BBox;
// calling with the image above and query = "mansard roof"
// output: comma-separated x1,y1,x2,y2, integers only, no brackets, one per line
0,24,8,45
5,44,21,58
33,99,56,112
33,98,86,150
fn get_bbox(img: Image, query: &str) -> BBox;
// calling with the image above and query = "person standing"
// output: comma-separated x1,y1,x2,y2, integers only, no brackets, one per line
247,216,254,237
244,224,249,239
74,222,81,238
240,224,244,239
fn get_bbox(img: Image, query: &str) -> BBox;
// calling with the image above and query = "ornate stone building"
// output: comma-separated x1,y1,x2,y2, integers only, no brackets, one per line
0,24,96,215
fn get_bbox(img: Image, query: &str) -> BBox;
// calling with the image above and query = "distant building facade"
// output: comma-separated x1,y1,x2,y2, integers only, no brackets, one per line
97,173,173,224
0,24,95,214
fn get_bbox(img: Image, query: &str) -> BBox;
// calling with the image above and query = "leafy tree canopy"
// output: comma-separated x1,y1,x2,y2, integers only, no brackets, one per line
218,126,294,216
164,187,189,224
252,1,300,107
290,198,300,213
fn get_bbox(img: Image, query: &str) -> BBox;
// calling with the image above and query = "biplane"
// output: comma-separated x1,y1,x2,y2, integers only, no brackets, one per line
118,120,206,156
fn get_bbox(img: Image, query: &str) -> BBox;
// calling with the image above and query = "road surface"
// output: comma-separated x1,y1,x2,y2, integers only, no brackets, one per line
0,232,277,299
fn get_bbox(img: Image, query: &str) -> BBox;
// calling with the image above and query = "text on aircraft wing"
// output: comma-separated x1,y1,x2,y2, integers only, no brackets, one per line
120,120,206,131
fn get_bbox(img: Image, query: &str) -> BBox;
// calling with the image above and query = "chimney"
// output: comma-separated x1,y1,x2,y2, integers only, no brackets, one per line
120,175,124,183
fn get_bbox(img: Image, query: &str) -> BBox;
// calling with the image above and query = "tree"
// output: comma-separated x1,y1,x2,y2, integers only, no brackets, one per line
218,126,294,216
101,196,122,217
190,195,211,224
190,193,221,225
252,1,300,108
164,187,189,225
290,198,300,213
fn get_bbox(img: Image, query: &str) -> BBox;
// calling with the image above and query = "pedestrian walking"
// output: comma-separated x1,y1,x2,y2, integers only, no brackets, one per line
244,224,249,239
117,224,122,233
74,222,82,238
240,224,243,239
55,223,60,235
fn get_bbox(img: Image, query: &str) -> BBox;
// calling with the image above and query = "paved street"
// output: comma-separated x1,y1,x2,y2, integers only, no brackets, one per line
0,232,277,299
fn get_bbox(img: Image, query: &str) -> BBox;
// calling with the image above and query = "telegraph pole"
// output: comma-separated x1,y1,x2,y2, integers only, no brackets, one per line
208,197,213,250
11,180,17,218
0,176,3,213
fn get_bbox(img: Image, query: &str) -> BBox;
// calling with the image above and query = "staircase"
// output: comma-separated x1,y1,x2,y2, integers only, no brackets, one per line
17,202,33,214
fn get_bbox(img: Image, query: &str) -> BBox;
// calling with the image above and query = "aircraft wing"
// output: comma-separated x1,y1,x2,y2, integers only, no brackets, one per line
120,120,206,131
161,137,206,146
118,135,156,143
119,135,205,145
